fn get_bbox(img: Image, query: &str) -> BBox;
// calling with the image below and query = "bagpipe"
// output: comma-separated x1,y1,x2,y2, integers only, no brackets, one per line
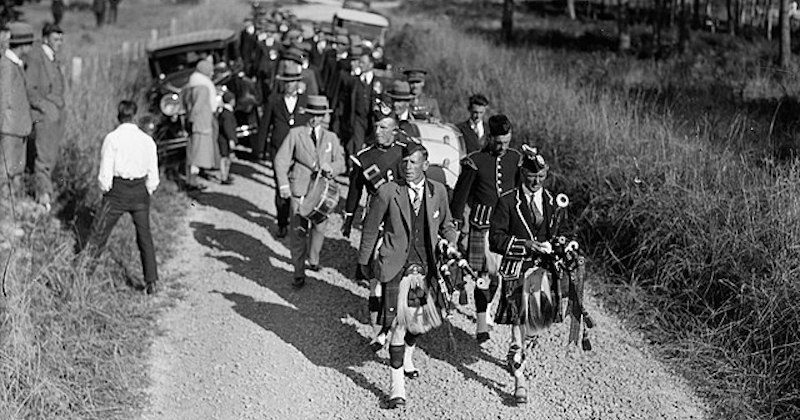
524,193,596,351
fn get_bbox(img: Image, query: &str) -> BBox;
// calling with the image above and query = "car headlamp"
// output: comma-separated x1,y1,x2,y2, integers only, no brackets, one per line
159,93,182,117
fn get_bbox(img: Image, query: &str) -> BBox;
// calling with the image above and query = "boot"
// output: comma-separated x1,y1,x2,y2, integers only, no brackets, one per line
388,367,406,408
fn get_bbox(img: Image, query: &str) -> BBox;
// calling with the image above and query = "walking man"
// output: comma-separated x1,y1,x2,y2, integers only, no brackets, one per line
1,22,34,241
274,95,345,288
358,142,459,408
90,100,159,295
404,69,441,121
26,22,65,212
455,93,489,154
489,147,559,404
256,67,308,237
451,114,521,343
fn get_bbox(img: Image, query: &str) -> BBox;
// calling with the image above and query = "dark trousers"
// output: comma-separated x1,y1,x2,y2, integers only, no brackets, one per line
90,177,158,285
271,155,290,227
32,117,64,200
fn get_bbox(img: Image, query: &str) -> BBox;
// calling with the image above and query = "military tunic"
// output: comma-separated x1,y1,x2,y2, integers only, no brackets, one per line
344,141,405,218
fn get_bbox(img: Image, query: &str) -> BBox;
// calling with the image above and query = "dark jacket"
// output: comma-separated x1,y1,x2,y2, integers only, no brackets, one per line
257,92,308,154
456,119,487,154
450,147,521,224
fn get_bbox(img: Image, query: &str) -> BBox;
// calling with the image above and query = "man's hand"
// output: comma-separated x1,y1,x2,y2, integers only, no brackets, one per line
525,240,553,254
341,215,353,238
279,185,291,199
320,162,334,178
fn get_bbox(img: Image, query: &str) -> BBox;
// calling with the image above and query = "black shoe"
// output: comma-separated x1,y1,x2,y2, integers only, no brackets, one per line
404,369,420,379
276,226,288,238
387,397,406,409
292,277,305,288
185,183,207,192
145,282,158,295
306,263,320,272
221,178,233,185
369,341,383,353
477,332,490,343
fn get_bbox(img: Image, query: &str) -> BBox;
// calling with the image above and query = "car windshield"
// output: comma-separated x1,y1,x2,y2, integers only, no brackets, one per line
152,47,228,77
336,20,383,42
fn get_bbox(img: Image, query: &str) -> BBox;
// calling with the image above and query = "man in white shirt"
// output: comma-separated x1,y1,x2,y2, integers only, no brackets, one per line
90,100,160,294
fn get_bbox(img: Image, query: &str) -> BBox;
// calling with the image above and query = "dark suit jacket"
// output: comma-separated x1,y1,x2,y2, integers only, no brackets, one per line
257,93,308,154
359,178,459,283
489,188,557,275
456,119,487,154
25,44,65,123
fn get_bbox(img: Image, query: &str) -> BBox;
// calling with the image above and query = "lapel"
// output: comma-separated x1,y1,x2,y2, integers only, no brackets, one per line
424,179,437,245
542,189,554,236
394,182,412,235
514,188,535,240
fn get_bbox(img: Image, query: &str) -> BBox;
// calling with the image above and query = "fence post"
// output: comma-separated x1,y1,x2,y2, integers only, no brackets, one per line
169,18,177,36
71,56,82,85
150,29,158,43
122,41,130,61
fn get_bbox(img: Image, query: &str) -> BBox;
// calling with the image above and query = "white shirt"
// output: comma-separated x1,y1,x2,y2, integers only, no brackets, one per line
284,94,298,114
397,110,410,121
522,185,543,216
42,44,56,62
407,178,425,205
360,71,373,85
4,49,23,67
471,119,484,138
98,123,160,195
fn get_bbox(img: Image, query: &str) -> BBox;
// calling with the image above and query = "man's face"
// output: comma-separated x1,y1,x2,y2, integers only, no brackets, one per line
521,166,548,192
285,80,299,94
375,117,396,146
469,104,486,123
409,80,424,95
308,113,324,128
358,54,373,73
490,132,511,154
392,99,409,116
403,150,429,184
19,44,32,58
45,31,64,53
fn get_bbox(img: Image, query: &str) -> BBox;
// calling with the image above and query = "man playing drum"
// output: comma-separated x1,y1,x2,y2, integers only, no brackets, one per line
451,114,521,343
342,108,406,351
274,95,345,288
488,147,558,405
358,142,459,409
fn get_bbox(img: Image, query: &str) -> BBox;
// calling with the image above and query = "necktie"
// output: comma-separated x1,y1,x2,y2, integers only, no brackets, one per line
411,187,422,215
311,127,318,147
530,194,543,223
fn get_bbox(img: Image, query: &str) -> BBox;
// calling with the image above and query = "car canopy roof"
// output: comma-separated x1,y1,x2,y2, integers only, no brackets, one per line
147,29,237,58
334,8,389,27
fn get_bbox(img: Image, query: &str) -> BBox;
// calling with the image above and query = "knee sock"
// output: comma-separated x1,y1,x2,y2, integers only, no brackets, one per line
475,275,491,333
389,366,405,399
403,334,418,372
368,296,380,329
389,345,405,369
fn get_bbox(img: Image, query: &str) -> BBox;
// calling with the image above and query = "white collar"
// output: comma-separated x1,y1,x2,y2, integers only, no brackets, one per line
4,49,23,67
408,178,425,191
470,119,482,128
522,184,542,200
42,44,56,61
223,104,235,112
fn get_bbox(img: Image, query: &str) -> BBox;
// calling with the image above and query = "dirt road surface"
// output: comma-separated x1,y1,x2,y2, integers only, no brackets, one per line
140,158,708,420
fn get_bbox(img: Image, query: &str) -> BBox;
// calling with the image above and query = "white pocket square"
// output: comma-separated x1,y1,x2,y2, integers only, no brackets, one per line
433,210,440,219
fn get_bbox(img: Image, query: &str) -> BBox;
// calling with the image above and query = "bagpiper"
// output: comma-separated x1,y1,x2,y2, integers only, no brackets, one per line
450,114,521,343
488,147,559,405
342,108,406,351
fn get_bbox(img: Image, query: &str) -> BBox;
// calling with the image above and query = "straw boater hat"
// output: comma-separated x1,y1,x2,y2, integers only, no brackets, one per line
8,22,34,47
275,67,304,82
300,95,333,115
386,80,415,101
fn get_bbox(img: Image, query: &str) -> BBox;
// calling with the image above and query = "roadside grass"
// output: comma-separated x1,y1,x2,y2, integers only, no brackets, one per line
386,11,800,420
0,0,245,418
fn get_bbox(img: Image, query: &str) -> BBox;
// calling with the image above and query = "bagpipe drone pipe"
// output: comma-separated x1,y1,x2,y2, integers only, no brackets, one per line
527,193,596,351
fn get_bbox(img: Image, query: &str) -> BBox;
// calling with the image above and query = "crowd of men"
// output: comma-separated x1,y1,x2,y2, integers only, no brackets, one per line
0,5,572,410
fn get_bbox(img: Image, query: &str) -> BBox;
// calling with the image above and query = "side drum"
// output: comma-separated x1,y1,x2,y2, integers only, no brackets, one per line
298,175,339,225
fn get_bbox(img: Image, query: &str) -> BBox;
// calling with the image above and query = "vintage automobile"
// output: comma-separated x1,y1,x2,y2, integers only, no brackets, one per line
333,7,390,50
146,29,259,164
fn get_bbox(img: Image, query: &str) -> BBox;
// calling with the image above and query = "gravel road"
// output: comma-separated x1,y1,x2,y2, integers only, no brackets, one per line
140,158,708,420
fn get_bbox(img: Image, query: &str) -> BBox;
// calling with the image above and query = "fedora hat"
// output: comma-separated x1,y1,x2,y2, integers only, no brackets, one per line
280,47,305,64
300,95,333,114
276,67,304,82
386,80,415,101
8,22,34,47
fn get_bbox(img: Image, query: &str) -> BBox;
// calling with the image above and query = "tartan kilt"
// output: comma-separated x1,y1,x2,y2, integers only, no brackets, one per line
468,227,489,270
494,276,524,325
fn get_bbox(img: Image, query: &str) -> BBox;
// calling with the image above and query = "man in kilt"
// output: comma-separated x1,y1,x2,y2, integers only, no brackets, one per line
342,110,406,351
358,142,459,408
450,114,521,343
488,148,558,405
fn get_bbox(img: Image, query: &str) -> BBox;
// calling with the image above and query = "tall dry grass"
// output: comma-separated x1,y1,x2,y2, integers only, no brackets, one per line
0,0,247,417
386,16,800,420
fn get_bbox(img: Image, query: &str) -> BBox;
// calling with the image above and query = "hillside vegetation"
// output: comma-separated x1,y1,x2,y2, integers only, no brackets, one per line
386,9,800,420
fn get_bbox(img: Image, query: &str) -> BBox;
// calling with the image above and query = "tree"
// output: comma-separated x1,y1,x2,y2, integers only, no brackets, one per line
779,0,791,68
618,0,631,52
502,0,514,43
